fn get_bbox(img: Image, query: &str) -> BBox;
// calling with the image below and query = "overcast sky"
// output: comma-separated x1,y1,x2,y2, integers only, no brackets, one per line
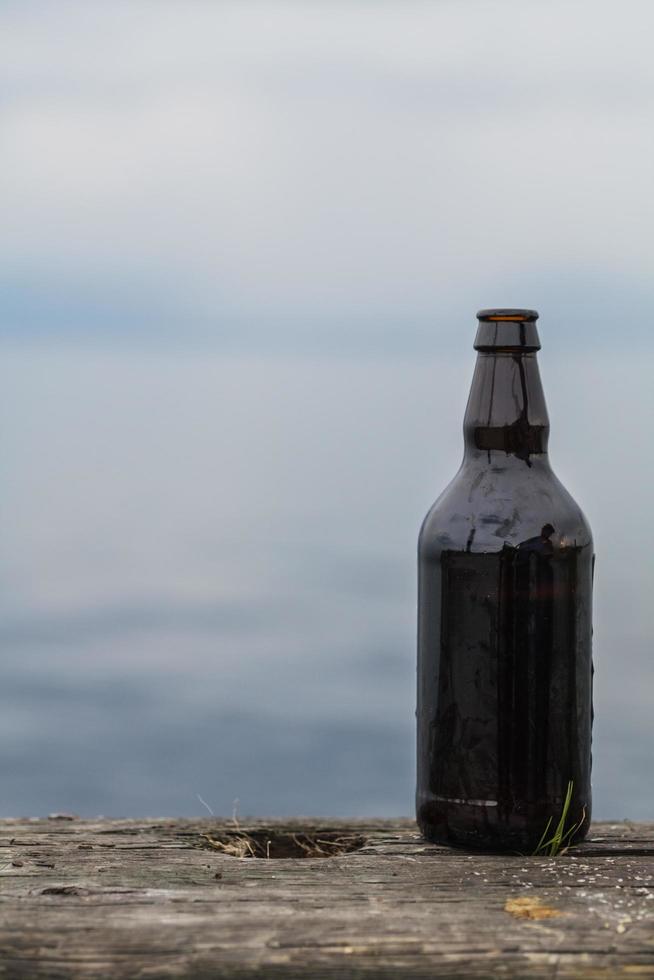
3,0,654,351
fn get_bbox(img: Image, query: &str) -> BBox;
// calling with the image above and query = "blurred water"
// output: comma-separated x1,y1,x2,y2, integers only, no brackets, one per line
0,342,651,818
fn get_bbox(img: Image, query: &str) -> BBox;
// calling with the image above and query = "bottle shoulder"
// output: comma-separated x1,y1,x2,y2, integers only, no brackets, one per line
419,455,592,556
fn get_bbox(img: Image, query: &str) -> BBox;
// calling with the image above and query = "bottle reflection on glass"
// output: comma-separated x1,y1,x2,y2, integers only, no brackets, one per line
416,310,593,852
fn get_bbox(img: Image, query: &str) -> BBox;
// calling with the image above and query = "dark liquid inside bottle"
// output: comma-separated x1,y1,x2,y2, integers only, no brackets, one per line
416,310,593,852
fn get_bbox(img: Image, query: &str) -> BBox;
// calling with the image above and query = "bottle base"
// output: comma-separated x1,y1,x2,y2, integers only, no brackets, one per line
417,798,591,854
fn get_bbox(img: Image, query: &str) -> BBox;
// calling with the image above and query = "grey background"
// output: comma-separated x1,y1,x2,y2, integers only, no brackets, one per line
1,1,652,818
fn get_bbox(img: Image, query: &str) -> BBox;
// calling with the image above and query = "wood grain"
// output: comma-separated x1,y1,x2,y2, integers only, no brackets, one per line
1,818,653,978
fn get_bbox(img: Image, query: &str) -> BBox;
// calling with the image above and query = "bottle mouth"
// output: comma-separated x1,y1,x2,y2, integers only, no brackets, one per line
474,309,541,351
477,309,539,323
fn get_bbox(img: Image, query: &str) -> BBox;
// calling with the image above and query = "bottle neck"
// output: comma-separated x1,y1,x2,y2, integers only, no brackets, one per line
463,350,550,464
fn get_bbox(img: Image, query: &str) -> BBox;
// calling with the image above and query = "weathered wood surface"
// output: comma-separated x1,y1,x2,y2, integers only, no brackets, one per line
1,817,653,978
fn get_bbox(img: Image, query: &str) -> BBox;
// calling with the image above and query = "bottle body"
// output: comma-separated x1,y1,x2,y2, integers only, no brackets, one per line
416,311,593,852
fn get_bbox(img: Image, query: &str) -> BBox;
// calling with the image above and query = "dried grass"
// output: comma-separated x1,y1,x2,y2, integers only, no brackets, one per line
199,830,366,860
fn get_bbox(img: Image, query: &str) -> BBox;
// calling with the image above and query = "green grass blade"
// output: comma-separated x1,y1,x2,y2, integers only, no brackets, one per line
532,780,580,857
533,817,553,856
548,781,574,856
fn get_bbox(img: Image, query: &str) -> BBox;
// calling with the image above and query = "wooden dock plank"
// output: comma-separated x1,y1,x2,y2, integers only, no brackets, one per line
1,819,653,978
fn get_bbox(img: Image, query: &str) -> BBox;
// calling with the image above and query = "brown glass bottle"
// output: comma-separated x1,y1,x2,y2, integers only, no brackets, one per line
417,310,593,852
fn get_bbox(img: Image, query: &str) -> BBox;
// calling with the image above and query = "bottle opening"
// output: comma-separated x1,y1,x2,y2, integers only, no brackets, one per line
474,309,541,352
477,309,539,323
